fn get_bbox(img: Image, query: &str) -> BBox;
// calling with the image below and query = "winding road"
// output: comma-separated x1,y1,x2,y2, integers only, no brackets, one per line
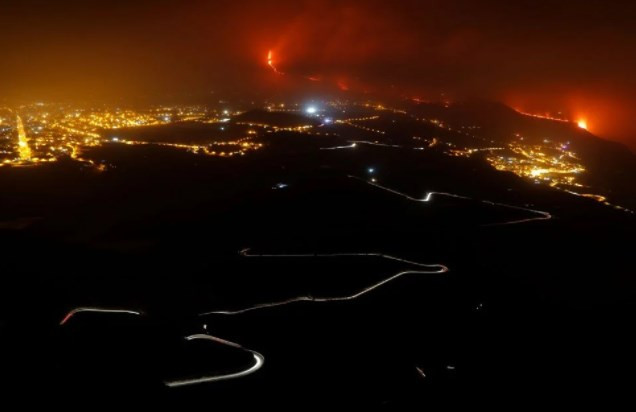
348,175,552,226
199,249,448,316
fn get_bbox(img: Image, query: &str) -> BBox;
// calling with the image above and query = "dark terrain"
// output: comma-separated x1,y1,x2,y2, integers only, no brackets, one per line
0,101,635,408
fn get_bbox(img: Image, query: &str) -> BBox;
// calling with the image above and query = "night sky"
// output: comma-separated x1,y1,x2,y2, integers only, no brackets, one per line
2,0,636,148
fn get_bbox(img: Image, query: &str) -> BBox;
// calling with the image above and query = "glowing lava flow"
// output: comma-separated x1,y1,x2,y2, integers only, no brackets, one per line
16,115,33,161
266,50,351,92
577,119,588,130
266,50,332,85
515,109,570,123
267,50,283,75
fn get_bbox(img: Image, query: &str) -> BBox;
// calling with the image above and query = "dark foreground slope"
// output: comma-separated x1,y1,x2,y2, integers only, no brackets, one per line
0,118,635,408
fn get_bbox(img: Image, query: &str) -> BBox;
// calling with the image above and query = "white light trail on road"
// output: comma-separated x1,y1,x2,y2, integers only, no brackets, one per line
563,189,635,215
416,367,427,379
58,311,264,387
349,175,552,225
59,307,142,325
320,142,357,150
200,249,448,316
164,334,265,388
348,175,469,202
350,140,400,148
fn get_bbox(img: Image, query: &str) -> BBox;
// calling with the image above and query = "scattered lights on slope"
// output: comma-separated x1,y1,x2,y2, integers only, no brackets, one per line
0,105,263,169
486,139,585,188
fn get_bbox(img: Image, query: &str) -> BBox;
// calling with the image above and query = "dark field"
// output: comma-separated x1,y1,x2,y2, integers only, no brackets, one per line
1,126,635,408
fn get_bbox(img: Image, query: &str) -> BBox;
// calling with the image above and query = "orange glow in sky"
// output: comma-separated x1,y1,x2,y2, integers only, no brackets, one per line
578,119,588,130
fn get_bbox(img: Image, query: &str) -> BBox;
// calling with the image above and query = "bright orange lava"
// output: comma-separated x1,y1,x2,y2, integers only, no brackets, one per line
267,50,282,75
577,120,588,130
